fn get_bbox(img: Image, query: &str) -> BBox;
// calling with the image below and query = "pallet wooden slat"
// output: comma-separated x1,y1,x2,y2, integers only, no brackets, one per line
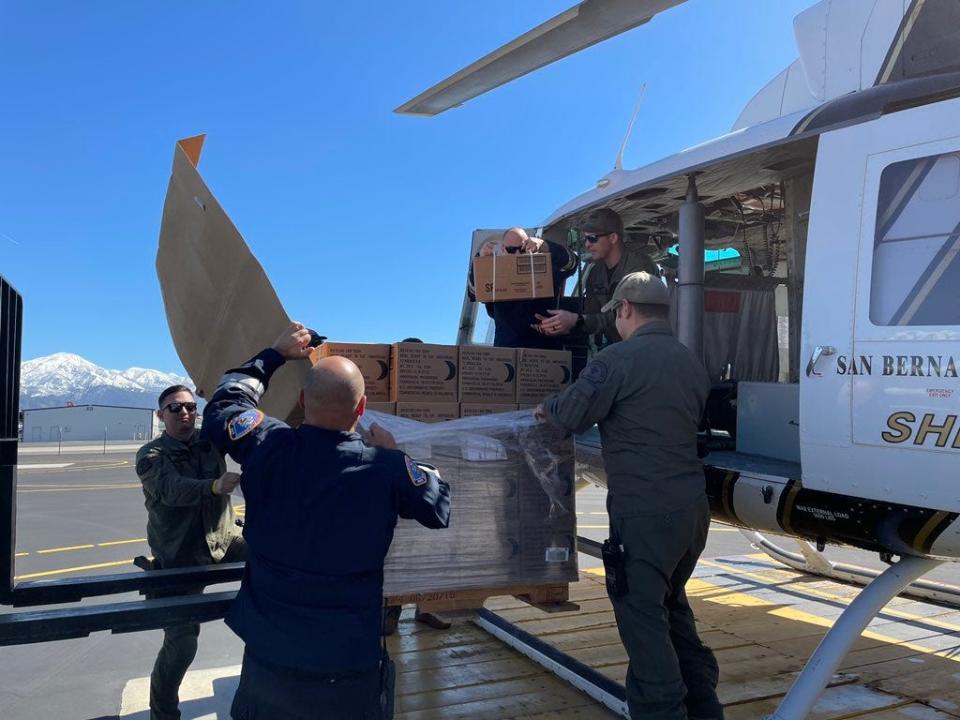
386,582,570,613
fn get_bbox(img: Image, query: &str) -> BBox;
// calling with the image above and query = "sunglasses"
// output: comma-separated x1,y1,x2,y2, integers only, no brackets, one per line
503,245,524,254
163,401,198,414
584,232,613,244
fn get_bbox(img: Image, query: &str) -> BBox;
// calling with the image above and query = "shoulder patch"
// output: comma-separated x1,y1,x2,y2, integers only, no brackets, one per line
405,455,428,487
581,360,609,385
228,409,265,441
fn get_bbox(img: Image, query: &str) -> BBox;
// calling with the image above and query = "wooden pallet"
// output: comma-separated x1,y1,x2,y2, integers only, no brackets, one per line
385,582,573,613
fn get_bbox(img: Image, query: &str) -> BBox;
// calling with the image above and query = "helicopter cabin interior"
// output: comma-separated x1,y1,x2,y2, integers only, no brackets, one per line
536,133,821,473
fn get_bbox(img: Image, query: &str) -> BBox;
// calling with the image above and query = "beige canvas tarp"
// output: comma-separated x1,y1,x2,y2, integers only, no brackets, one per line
156,136,305,419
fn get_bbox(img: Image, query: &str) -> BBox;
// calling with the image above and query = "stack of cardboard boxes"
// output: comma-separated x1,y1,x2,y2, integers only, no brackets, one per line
313,340,579,596
313,341,572,419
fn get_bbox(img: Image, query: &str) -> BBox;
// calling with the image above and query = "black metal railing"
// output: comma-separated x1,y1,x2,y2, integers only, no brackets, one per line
0,275,23,604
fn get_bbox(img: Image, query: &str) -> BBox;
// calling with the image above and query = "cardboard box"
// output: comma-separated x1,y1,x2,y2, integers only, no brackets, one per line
460,403,518,418
516,349,573,405
312,342,391,402
472,253,554,303
458,346,517,403
366,402,396,415
390,343,459,402
396,402,460,423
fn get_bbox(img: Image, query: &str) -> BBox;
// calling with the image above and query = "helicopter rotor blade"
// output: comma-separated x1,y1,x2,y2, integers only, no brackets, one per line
395,0,686,116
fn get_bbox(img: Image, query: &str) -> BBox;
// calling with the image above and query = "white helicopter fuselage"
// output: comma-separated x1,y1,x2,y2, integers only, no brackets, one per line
402,1,960,716
512,0,960,564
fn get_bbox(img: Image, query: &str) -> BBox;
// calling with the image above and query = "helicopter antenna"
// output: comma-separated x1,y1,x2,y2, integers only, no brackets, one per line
613,81,646,171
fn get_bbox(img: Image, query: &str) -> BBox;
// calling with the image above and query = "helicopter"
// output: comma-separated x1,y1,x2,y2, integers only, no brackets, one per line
396,0,960,717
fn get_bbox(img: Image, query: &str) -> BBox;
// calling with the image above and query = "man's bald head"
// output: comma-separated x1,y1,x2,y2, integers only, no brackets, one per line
503,227,528,247
302,356,366,430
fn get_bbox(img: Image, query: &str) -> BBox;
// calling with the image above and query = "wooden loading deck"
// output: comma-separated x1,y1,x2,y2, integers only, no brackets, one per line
390,554,960,720
119,553,960,718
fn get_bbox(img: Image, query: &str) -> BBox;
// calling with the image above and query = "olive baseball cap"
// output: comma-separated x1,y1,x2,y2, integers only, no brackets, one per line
601,271,669,311
580,207,623,236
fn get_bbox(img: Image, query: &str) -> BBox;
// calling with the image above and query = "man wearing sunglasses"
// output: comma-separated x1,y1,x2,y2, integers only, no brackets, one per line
136,385,246,720
468,227,577,349
536,208,657,347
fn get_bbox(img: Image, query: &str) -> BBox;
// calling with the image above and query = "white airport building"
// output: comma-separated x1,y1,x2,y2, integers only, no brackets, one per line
21,405,160,443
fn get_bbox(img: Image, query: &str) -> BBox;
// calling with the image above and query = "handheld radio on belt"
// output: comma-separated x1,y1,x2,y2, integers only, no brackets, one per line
601,534,629,598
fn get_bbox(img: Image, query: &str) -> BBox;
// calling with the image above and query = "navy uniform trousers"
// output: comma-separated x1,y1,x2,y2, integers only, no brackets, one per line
231,649,382,720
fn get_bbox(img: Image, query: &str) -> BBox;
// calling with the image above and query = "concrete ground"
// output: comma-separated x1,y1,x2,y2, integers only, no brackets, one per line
1,443,957,719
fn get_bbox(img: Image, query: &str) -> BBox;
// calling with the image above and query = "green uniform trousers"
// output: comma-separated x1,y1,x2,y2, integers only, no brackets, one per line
609,494,723,720
149,535,248,720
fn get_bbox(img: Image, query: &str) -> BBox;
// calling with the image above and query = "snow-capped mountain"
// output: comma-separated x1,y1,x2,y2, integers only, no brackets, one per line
20,353,192,410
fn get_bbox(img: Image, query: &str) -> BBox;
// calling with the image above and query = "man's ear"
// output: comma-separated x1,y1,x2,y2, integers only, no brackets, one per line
298,389,305,410
356,395,367,418
611,232,621,246
156,409,163,421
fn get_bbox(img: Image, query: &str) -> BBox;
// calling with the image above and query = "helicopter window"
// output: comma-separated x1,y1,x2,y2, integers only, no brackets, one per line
870,151,960,326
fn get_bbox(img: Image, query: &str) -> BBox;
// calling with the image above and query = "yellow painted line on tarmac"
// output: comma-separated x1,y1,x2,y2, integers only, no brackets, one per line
20,460,132,475
576,512,608,516
17,538,148,556
64,460,131,472
578,524,608,529
17,482,141,493
37,544,96,554
98,538,147,548
700,557,960,635
15,559,135,581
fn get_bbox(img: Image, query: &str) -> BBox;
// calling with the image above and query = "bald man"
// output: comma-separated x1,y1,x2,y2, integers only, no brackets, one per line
202,323,451,720
468,227,578,349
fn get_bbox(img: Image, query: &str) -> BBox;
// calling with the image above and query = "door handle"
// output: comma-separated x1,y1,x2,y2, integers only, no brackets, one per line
805,345,836,377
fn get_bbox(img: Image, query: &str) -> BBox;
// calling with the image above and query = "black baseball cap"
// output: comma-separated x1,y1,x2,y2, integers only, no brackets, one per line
580,208,623,237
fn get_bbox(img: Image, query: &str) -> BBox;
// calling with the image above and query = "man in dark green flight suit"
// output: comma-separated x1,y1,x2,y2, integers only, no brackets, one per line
536,272,723,720
536,207,658,348
136,384,247,720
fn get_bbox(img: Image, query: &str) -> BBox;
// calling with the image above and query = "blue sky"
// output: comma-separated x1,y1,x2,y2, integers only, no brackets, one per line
1,0,811,374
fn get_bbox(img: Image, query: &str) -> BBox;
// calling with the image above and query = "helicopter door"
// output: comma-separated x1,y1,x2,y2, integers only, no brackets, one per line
802,97,960,511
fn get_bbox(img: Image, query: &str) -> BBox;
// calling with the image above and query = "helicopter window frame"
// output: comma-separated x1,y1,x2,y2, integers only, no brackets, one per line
869,150,960,327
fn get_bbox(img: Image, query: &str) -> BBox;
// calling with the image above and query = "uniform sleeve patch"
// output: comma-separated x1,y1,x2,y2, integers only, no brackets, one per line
228,410,265,441
405,455,428,486
581,360,609,385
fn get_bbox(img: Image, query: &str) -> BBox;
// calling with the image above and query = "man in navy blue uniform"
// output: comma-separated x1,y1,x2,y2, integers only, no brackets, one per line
468,227,578,349
201,323,451,719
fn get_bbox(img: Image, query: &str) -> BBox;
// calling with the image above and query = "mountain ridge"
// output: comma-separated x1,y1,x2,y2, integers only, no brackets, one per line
20,353,191,410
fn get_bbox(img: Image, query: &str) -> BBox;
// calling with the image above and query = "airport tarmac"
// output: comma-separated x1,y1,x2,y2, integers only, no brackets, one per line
2,444,959,718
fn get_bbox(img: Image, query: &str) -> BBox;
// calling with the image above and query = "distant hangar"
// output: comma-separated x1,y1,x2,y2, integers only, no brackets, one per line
21,405,160,443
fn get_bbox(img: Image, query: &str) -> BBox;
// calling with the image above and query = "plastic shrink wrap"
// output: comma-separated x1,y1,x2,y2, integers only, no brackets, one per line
356,410,578,595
